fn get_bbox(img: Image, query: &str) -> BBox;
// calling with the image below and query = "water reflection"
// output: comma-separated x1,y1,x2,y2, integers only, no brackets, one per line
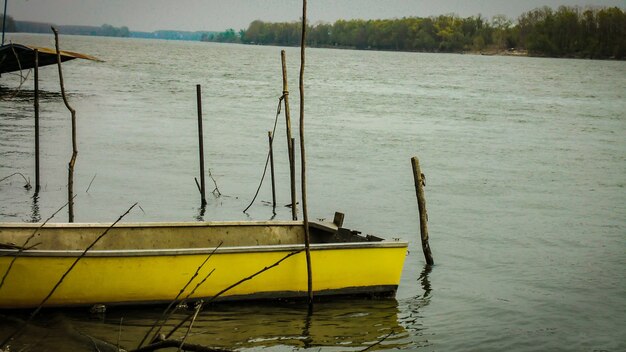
419,264,432,298
397,264,433,349
196,205,206,221
1,299,412,351
30,192,41,223
0,87,66,102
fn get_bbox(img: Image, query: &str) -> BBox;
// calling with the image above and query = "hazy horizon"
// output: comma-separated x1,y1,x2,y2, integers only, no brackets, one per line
5,0,626,33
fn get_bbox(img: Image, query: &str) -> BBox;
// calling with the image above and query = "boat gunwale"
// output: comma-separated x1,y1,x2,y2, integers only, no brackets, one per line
0,220,309,229
0,241,408,257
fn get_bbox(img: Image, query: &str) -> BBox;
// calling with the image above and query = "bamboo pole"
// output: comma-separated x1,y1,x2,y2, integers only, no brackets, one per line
281,50,297,220
268,131,276,212
34,49,40,192
196,84,207,207
299,0,313,305
52,27,77,223
411,156,434,265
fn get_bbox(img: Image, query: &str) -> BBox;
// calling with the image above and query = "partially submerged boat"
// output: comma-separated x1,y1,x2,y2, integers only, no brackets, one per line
0,218,407,308
0,43,101,74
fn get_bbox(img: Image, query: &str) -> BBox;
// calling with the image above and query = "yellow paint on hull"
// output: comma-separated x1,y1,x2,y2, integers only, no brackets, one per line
0,245,406,308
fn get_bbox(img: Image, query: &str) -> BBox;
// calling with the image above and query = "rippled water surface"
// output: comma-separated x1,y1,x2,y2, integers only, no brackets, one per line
1,34,625,351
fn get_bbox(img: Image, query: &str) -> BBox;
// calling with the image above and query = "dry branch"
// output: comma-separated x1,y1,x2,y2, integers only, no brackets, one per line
139,243,222,349
0,197,74,291
161,248,304,341
359,331,396,351
0,202,138,349
0,172,32,189
178,300,203,352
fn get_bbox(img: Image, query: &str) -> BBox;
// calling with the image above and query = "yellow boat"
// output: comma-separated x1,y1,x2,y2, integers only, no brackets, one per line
0,219,407,308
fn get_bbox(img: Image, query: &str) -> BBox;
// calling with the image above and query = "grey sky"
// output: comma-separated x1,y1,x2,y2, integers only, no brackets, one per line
6,0,626,32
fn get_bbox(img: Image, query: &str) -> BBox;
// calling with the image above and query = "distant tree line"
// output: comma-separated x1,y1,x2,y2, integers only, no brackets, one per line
201,29,243,43
1,14,18,33
517,6,625,58
1,16,130,38
204,6,625,59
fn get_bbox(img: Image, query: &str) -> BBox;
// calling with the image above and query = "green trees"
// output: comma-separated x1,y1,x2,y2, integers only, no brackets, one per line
233,15,503,53
1,14,17,33
516,6,625,58
100,24,130,37
204,6,625,59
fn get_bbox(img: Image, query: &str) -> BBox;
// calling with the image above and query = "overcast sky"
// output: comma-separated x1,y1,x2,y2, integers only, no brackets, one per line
6,0,626,32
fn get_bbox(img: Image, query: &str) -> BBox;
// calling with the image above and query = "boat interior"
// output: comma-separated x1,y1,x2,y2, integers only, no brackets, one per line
0,218,385,251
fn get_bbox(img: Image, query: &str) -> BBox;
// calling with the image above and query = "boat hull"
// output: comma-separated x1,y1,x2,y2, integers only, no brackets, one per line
0,242,407,308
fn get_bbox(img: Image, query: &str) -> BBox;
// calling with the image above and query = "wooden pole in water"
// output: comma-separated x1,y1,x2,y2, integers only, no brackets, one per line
299,0,313,305
411,156,434,265
290,137,297,219
268,131,276,212
196,84,207,207
34,49,40,192
281,50,297,221
52,27,77,223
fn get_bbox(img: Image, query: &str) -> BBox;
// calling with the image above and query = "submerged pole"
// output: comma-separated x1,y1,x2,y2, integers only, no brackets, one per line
281,50,297,221
34,49,40,192
196,84,207,207
268,131,276,212
411,156,434,265
299,0,313,305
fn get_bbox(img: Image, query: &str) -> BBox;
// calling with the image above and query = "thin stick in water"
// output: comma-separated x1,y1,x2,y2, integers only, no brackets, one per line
34,49,40,192
268,131,276,213
298,0,314,306
280,50,297,220
52,27,78,223
196,84,207,206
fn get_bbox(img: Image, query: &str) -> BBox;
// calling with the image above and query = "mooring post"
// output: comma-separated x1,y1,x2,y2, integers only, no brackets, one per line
290,137,297,220
281,50,297,221
411,156,434,265
268,131,277,213
34,49,40,192
196,84,207,207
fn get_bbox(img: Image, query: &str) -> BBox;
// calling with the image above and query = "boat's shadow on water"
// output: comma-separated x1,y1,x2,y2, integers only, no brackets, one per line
1,296,428,351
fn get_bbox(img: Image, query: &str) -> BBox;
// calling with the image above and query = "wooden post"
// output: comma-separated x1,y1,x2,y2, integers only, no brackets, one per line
290,137,297,220
196,84,207,207
268,131,276,213
52,27,77,223
34,49,40,192
411,156,434,265
299,0,313,306
281,50,297,221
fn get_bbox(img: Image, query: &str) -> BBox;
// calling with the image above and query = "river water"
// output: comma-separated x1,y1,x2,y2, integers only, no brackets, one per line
1,34,625,351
